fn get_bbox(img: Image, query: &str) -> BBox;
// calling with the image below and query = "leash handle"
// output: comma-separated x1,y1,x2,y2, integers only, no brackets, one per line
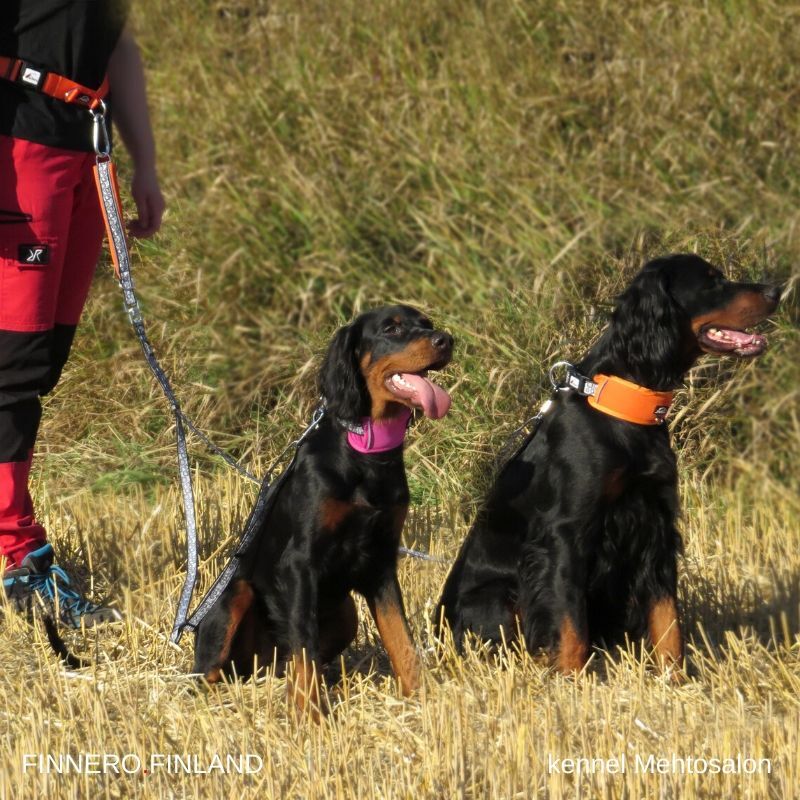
93,158,124,280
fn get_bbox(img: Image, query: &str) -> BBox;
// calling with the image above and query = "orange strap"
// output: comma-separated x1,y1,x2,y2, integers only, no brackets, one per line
587,374,673,425
0,55,108,110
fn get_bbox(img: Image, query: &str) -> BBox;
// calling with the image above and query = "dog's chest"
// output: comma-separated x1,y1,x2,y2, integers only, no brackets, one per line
315,499,405,589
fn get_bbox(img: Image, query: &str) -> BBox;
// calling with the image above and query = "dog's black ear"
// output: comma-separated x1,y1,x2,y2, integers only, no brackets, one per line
608,263,688,387
318,321,369,424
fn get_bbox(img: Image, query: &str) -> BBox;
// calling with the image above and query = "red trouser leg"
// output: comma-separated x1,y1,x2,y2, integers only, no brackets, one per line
0,454,38,566
0,135,105,567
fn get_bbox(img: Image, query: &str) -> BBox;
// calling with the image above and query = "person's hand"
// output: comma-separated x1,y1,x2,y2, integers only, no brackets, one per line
128,166,165,238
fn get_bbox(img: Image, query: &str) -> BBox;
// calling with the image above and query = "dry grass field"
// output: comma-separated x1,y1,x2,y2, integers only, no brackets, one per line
1,1,799,797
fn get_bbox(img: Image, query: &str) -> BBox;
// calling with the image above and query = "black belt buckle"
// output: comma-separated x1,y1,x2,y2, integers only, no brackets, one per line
16,60,47,91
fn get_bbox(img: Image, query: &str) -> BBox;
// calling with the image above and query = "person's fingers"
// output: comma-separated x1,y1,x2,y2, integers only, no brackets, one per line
128,186,165,238
135,194,151,234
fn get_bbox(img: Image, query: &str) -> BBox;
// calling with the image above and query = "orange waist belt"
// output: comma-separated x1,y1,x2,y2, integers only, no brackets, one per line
0,55,108,110
587,374,673,425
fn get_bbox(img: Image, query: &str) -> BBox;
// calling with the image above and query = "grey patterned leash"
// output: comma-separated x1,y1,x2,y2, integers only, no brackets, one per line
493,361,576,468
398,547,451,564
179,405,326,640
94,153,259,643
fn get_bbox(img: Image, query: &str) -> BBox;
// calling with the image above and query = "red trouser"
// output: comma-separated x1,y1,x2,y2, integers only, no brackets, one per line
0,134,105,567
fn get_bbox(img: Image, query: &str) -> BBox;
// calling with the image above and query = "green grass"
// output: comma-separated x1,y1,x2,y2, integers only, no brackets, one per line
1,1,798,797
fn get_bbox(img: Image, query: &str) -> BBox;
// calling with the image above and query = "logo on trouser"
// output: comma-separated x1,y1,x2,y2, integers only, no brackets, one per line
17,245,50,266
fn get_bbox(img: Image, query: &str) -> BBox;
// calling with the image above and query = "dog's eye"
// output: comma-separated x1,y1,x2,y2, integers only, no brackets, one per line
383,323,402,336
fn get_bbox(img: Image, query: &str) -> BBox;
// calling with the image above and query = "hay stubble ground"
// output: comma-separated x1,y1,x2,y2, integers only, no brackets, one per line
1,1,798,798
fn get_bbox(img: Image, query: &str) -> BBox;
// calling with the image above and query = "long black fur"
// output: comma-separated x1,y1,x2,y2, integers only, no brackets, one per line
317,322,370,425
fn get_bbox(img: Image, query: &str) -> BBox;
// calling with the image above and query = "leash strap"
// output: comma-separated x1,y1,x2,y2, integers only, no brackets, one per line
94,157,204,641
495,393,557,468
397,546,451,564
95,157,273,642
180,407,325,638
181,471,285,636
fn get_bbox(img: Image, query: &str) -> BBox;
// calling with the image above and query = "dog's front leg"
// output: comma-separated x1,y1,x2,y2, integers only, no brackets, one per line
367,571,420,696
193,579,255,683
283,565,324,721
646,594,683,675
520,514,593,675
630,510,685,678
638,550,684,678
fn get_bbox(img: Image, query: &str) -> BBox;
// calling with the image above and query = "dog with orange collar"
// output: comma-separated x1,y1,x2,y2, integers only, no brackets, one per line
436,254,780,676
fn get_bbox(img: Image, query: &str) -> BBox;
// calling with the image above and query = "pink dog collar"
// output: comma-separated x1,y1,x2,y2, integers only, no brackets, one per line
346,408,412,454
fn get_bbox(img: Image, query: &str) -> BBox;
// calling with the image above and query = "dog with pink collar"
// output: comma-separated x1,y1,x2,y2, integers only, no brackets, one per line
193,304,453,720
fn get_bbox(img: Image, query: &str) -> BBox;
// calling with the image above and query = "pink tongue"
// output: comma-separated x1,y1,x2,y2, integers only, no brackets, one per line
399,373,452,419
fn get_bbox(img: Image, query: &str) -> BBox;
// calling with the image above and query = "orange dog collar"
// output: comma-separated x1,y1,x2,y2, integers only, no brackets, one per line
587,374,673,425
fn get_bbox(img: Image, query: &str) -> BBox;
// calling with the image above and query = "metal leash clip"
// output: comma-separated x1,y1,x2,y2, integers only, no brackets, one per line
90,99,111,159
549,360,575,391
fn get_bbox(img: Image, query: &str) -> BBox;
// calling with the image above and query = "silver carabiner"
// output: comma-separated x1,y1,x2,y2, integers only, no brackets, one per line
548,360,574,390
90,99,111,159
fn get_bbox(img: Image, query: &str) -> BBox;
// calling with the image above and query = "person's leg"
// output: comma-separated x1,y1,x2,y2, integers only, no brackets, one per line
0,136,117,626
0,135,80,567
49,148,106,389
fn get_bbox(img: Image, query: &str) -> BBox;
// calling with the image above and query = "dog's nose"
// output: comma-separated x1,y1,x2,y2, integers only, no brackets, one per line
763,285,782,305
431,332,453,351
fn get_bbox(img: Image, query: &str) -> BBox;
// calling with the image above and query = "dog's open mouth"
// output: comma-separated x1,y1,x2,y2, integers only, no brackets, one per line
385,369,451,419
698,325,768,357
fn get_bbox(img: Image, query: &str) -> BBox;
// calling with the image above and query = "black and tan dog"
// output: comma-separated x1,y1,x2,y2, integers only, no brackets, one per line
194,305,452,717
436,254,779,675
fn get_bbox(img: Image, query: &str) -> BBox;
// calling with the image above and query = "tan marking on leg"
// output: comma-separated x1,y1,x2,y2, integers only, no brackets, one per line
648,596,683,672
556,615,588,674
369,596,420,695
205,667,222,684
228,603,260,678
203,580,254,682
288,651,323,722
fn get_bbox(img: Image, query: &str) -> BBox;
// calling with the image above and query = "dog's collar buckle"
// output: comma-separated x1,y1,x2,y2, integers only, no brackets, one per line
566,370,598,397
